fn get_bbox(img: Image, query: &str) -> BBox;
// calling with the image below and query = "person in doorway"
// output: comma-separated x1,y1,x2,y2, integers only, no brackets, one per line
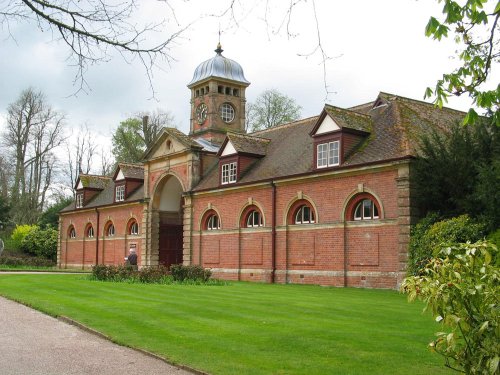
125,248,138,270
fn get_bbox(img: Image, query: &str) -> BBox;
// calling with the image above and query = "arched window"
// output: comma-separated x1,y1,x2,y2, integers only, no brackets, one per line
354,199,379,220
245,209,263,228
294,204,315,224
86,225,94,238
206,214,220,230
129,221,139,235
68,226,76,239
106,223,115,237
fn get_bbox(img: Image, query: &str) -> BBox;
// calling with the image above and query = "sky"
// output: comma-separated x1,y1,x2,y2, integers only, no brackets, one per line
0,0,497,161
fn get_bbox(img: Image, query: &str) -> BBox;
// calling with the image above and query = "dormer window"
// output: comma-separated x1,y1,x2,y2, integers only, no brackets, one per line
222,162,237,184
76,193,83,208
317,141,339,168
115,185,125,202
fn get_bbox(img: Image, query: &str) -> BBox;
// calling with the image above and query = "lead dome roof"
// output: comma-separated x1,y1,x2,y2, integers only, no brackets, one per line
187,44,250,87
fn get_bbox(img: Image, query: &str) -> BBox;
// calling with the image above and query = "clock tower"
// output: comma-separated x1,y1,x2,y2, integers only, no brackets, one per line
187,44,250,144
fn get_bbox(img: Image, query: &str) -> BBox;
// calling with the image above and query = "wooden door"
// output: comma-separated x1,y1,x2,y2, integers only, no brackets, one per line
159,224,183,268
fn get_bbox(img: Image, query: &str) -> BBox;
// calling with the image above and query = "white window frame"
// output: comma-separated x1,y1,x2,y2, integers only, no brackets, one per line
206,215,220,230
107,224,115,237
87,226,94,238
295,205,315,224
115,185,125,202
130,222,139,235
220,103,235,123
317,140,340,168
76,193,83,208
246,210,263,228
69,227,76,239
354,199,379,220
222,162,237,184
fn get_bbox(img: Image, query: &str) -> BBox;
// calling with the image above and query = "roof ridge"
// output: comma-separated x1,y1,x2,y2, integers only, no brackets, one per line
378,91,467,115
118,162,144,168
251,115,319,135
324,104,372,120
227,131,270,142
79,174,112,179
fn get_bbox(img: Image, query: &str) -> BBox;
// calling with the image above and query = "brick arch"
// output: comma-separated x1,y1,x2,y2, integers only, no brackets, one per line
283,194,319,225
84,222,94,238
343,190,384,221
199,206,222,230
238,201,266,228
67,224,76,239
150,171,186,211
126,217,140,235
103,220,115,237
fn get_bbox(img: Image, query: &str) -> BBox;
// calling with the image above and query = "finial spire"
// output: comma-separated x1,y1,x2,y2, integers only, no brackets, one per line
215,25,223,55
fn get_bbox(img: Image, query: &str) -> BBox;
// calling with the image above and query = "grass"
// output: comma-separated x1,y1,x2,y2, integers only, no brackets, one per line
0,274,452,375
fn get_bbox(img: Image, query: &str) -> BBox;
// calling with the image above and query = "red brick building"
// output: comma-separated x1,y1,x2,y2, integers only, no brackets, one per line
59,45,465,289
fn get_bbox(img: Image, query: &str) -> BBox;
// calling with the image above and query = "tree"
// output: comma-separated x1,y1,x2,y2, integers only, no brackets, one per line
402,241,499,374
112,110,174,163
413,119,500,229
246,89,302,132
0,0,186,93
65,124,98,189
37,197,73,229
424,0,499,126
2,88,65,224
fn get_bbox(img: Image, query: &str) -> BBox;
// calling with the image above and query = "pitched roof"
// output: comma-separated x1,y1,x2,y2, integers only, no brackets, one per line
193,93,466,191
323,104,372,133
219,132,270,157
114,163,144,180
75,175,111,190
143,127,202,160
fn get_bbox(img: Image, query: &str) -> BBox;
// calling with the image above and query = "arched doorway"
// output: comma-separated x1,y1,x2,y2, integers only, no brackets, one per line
152,175,184,268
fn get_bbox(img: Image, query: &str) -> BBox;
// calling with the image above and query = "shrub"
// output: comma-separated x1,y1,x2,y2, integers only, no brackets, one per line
11,225,37,250
402,240,499,374
0,255,55,267
488,228,500,250
91,265,135,282
20,226,58,260
407,215,487,275
170,264,212,282
138,266,170,283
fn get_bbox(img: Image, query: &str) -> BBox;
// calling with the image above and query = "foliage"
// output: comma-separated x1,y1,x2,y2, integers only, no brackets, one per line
488,228,500,248
137,266,171,283
112,118,145,163
0,195,10,225
413,119,500,228
111,112,173,163
20,226,58,260
90,265,171,283
402,241,499,374
0,255,55,268
424,0,499,126
10,224,37,250
246,89,302,132
38,198,73,228
408,215,487,276
170,264,212,282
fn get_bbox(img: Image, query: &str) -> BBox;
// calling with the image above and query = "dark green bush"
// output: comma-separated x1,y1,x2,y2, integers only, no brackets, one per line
170,264,212,282
407,214,487,276
138,266,170,283
0,255,55,267
91,265,135,281
20,226,58,260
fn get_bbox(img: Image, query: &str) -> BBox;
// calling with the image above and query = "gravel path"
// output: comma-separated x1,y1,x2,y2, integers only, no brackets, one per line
0,296,194,375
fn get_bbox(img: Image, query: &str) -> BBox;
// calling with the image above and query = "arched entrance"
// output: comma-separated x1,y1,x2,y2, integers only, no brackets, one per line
152,175,184,268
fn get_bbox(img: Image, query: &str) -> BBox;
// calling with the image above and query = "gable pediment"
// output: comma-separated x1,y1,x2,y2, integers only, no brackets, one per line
115,170,125,181
220,140,237,156
76,180,83,189
143,128,201,161
315,115,340,135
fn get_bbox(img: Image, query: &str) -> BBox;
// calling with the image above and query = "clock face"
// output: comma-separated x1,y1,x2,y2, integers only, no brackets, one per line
196,103,208,124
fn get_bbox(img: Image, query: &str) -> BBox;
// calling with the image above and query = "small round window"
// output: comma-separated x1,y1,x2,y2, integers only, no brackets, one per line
219,103,235,123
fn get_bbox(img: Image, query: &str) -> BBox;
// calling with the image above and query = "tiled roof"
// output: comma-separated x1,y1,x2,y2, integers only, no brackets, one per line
324,105,372,133
117,163,144,180
61,182,144,213
222,132,270,156
193,93,466,191
77,175,111,190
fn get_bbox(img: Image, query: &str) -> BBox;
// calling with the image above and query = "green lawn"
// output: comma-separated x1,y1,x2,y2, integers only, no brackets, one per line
0,274,451,375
